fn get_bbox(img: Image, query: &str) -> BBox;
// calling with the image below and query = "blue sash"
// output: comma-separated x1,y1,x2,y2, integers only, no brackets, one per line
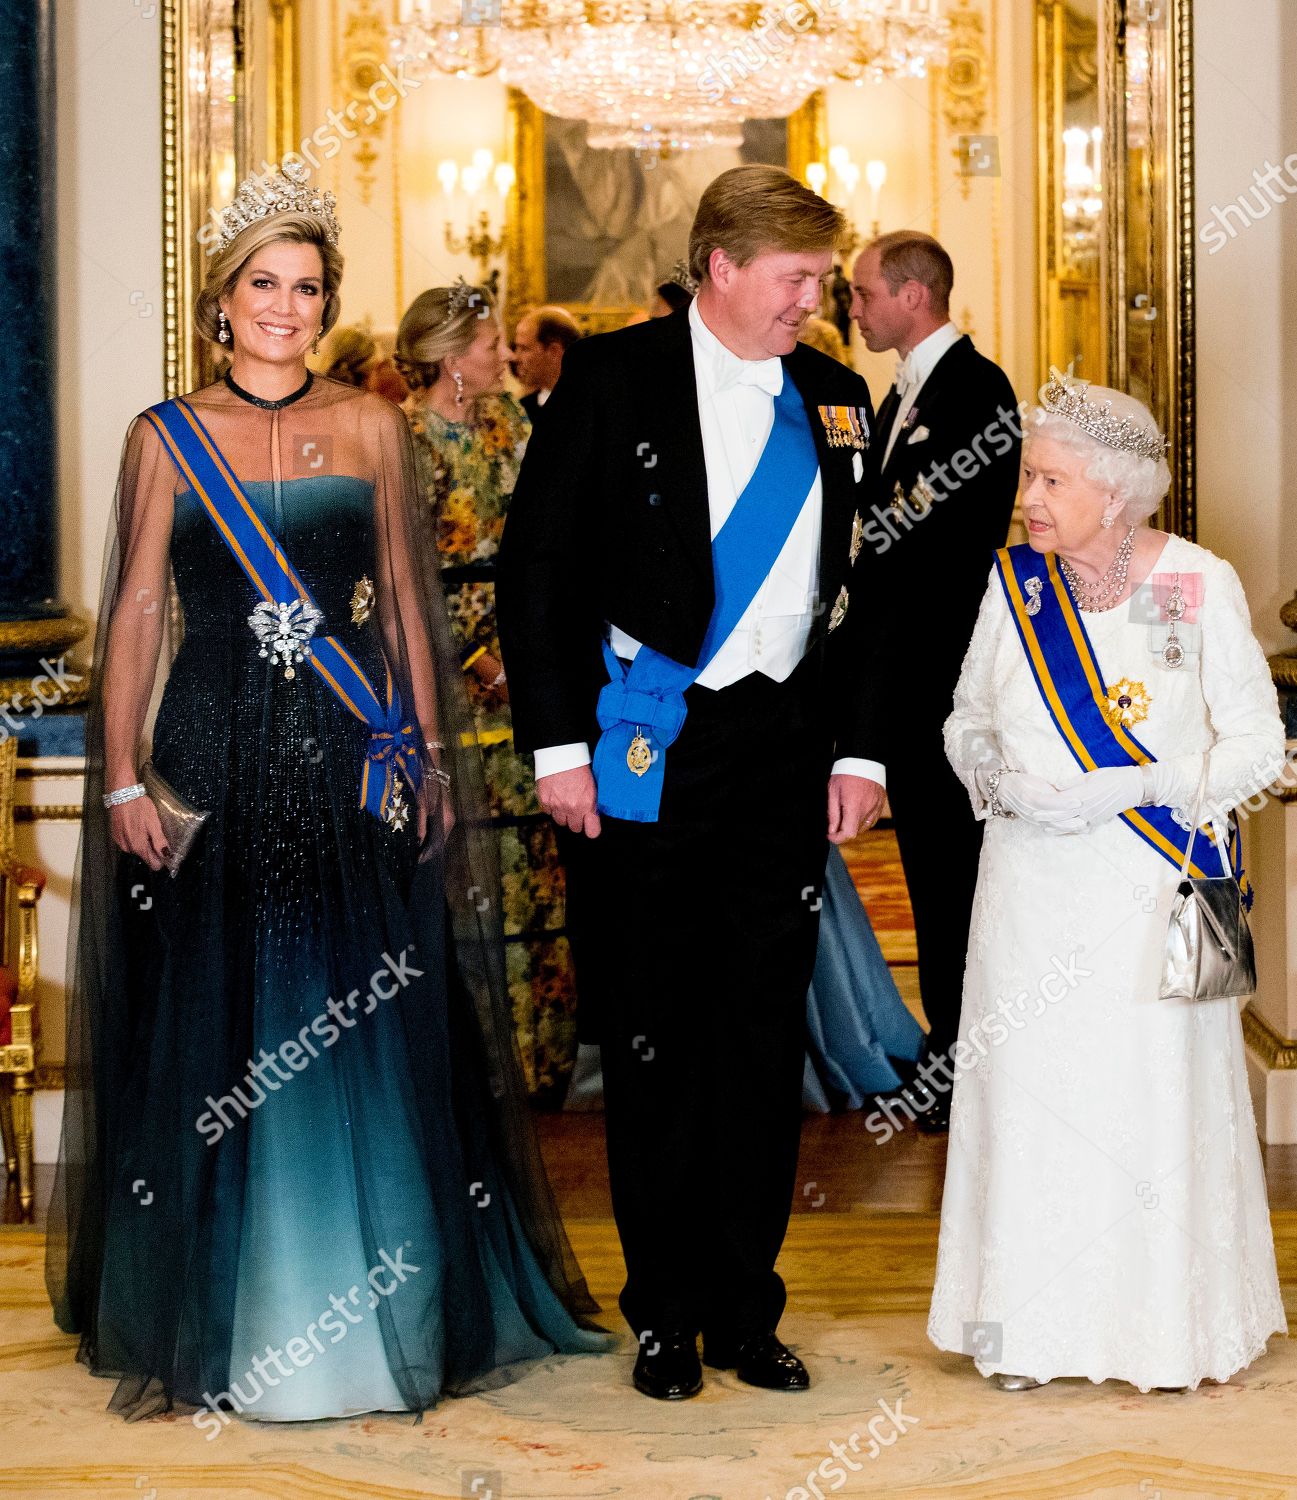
592,374,818,822
994,544,1248,893
143,398,422,826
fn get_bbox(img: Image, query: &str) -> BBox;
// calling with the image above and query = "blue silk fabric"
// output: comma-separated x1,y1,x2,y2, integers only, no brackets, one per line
592,375,819,822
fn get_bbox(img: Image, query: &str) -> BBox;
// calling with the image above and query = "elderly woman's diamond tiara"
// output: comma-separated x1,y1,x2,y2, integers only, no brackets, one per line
1038,367,1168,462
214,164,340,253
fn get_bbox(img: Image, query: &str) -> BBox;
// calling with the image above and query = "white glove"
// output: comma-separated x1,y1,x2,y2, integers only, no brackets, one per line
989,768,1089,834
1139,756,1197,815
1056,764,1147,832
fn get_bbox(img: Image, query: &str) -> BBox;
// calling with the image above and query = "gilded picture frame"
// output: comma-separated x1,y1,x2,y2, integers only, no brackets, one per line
161,0,299,397
504,89,828,335
1036,0,1195,537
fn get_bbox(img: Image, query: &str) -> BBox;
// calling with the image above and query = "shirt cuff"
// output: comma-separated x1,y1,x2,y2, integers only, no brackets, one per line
534,742,592,780
830,757,886,788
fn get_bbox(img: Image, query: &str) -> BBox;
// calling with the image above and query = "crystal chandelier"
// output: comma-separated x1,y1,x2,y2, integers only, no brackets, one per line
393,1,947,155
825,0,949,85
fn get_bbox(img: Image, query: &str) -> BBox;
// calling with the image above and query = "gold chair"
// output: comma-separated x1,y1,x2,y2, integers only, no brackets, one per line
0,737,45,1219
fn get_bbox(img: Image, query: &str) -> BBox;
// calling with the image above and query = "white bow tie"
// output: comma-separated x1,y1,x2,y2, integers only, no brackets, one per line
894,354,918,400
719,358,783,397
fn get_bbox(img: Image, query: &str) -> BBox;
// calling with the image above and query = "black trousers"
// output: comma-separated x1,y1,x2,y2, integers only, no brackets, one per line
885,723,984,1066
564,653,832,1341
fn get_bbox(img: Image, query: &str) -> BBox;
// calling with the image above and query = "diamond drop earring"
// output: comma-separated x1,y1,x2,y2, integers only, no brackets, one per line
218,310,230,344
453,369,465,407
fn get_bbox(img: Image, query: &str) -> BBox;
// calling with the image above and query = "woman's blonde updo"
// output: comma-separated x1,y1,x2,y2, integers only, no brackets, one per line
395,284,495,390
194,212,344,345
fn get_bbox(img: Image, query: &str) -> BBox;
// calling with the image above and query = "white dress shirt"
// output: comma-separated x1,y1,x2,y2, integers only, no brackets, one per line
882,320,961,467
533,298,884,786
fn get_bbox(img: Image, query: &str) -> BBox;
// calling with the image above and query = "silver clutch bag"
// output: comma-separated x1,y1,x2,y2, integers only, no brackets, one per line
141,760,210,877
1159,760,1256,1002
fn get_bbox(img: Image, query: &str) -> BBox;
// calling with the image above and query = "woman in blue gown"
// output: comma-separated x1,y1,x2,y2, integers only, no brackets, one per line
46,174,610,1423
566,841,922,1113
802,844,923,1112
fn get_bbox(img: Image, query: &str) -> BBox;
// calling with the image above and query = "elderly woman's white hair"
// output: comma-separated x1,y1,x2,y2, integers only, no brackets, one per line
1025,383,1171,525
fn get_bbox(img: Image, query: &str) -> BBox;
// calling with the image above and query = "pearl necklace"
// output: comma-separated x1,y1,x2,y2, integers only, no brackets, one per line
1058,526,1136,612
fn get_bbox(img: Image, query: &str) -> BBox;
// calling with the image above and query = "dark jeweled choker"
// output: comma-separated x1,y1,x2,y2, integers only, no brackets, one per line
224,370,314,410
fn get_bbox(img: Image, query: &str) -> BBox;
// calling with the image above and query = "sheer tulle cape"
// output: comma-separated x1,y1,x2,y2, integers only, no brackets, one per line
44,376,604,1419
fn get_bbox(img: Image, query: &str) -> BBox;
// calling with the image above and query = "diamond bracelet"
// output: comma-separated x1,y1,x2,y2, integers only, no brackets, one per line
986,768,1017,820
103,783,147,810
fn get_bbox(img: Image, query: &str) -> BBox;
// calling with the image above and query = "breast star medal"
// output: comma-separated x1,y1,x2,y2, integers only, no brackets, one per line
849,511,865,565
828,585,849,633
350,574,375,626
627,728,652,777
1102,677,1151,730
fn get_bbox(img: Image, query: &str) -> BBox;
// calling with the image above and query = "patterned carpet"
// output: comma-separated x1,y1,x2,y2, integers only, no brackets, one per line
3,1216,1295,1500
6,826,1295,1496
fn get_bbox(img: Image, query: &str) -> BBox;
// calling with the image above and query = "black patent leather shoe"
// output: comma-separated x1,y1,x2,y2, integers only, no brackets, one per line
703,1330,810,1391
914,1090,951,1133
632,1330,703,1400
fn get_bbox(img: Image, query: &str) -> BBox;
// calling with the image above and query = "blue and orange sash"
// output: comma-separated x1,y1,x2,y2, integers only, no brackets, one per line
143,397,421,826
995,544,1247,893
591,373,819,822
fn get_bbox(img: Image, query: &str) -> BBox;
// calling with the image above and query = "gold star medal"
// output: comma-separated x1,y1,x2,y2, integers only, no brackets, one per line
828,585,849,633
350,575,375,625
627,728,652,777
1102,677,1151,730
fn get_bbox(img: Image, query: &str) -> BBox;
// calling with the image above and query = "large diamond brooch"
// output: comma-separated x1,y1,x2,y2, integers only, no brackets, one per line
248,598,325,680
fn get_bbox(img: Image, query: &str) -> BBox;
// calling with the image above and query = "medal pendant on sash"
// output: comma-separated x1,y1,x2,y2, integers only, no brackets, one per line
627,728,652,777
1162,574,1185,668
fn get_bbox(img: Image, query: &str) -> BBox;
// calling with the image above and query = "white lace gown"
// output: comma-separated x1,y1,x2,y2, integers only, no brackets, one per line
926,534,1288,1391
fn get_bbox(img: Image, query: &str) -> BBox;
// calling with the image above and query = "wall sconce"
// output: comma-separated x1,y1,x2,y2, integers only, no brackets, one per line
437,149,514,291
864,158,887,238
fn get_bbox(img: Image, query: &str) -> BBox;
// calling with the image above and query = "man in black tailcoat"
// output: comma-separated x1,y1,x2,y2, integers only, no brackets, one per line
498,166,891,1400
849,231,1021,1132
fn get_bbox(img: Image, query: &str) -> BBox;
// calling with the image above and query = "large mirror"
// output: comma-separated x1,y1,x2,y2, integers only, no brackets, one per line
163,0,1196,534
1038,0,1195,533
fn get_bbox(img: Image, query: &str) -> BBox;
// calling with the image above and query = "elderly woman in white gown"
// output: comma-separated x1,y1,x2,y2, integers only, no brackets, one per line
927,372,1287,1393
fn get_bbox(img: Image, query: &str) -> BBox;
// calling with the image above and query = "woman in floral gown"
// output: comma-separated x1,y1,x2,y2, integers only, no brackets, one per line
398,284,578,1104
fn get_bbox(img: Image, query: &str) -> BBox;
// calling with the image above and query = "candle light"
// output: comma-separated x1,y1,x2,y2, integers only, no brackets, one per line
806,161,827,195
865,157,886,235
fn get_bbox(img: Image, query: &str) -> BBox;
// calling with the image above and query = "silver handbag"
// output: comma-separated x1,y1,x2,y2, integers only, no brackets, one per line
141,759,210,877
1159,760,1256,1002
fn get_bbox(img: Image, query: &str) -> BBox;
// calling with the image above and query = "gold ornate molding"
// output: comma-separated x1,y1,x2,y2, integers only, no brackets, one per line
1242,1004,1297,1070
161,0,183,399
1172,0,1197,542
336,0,392,205
267,0,301,165
13,805,83,824
942,0,989,201
505,88,545,330
786,89,827,186
0,618,85,655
